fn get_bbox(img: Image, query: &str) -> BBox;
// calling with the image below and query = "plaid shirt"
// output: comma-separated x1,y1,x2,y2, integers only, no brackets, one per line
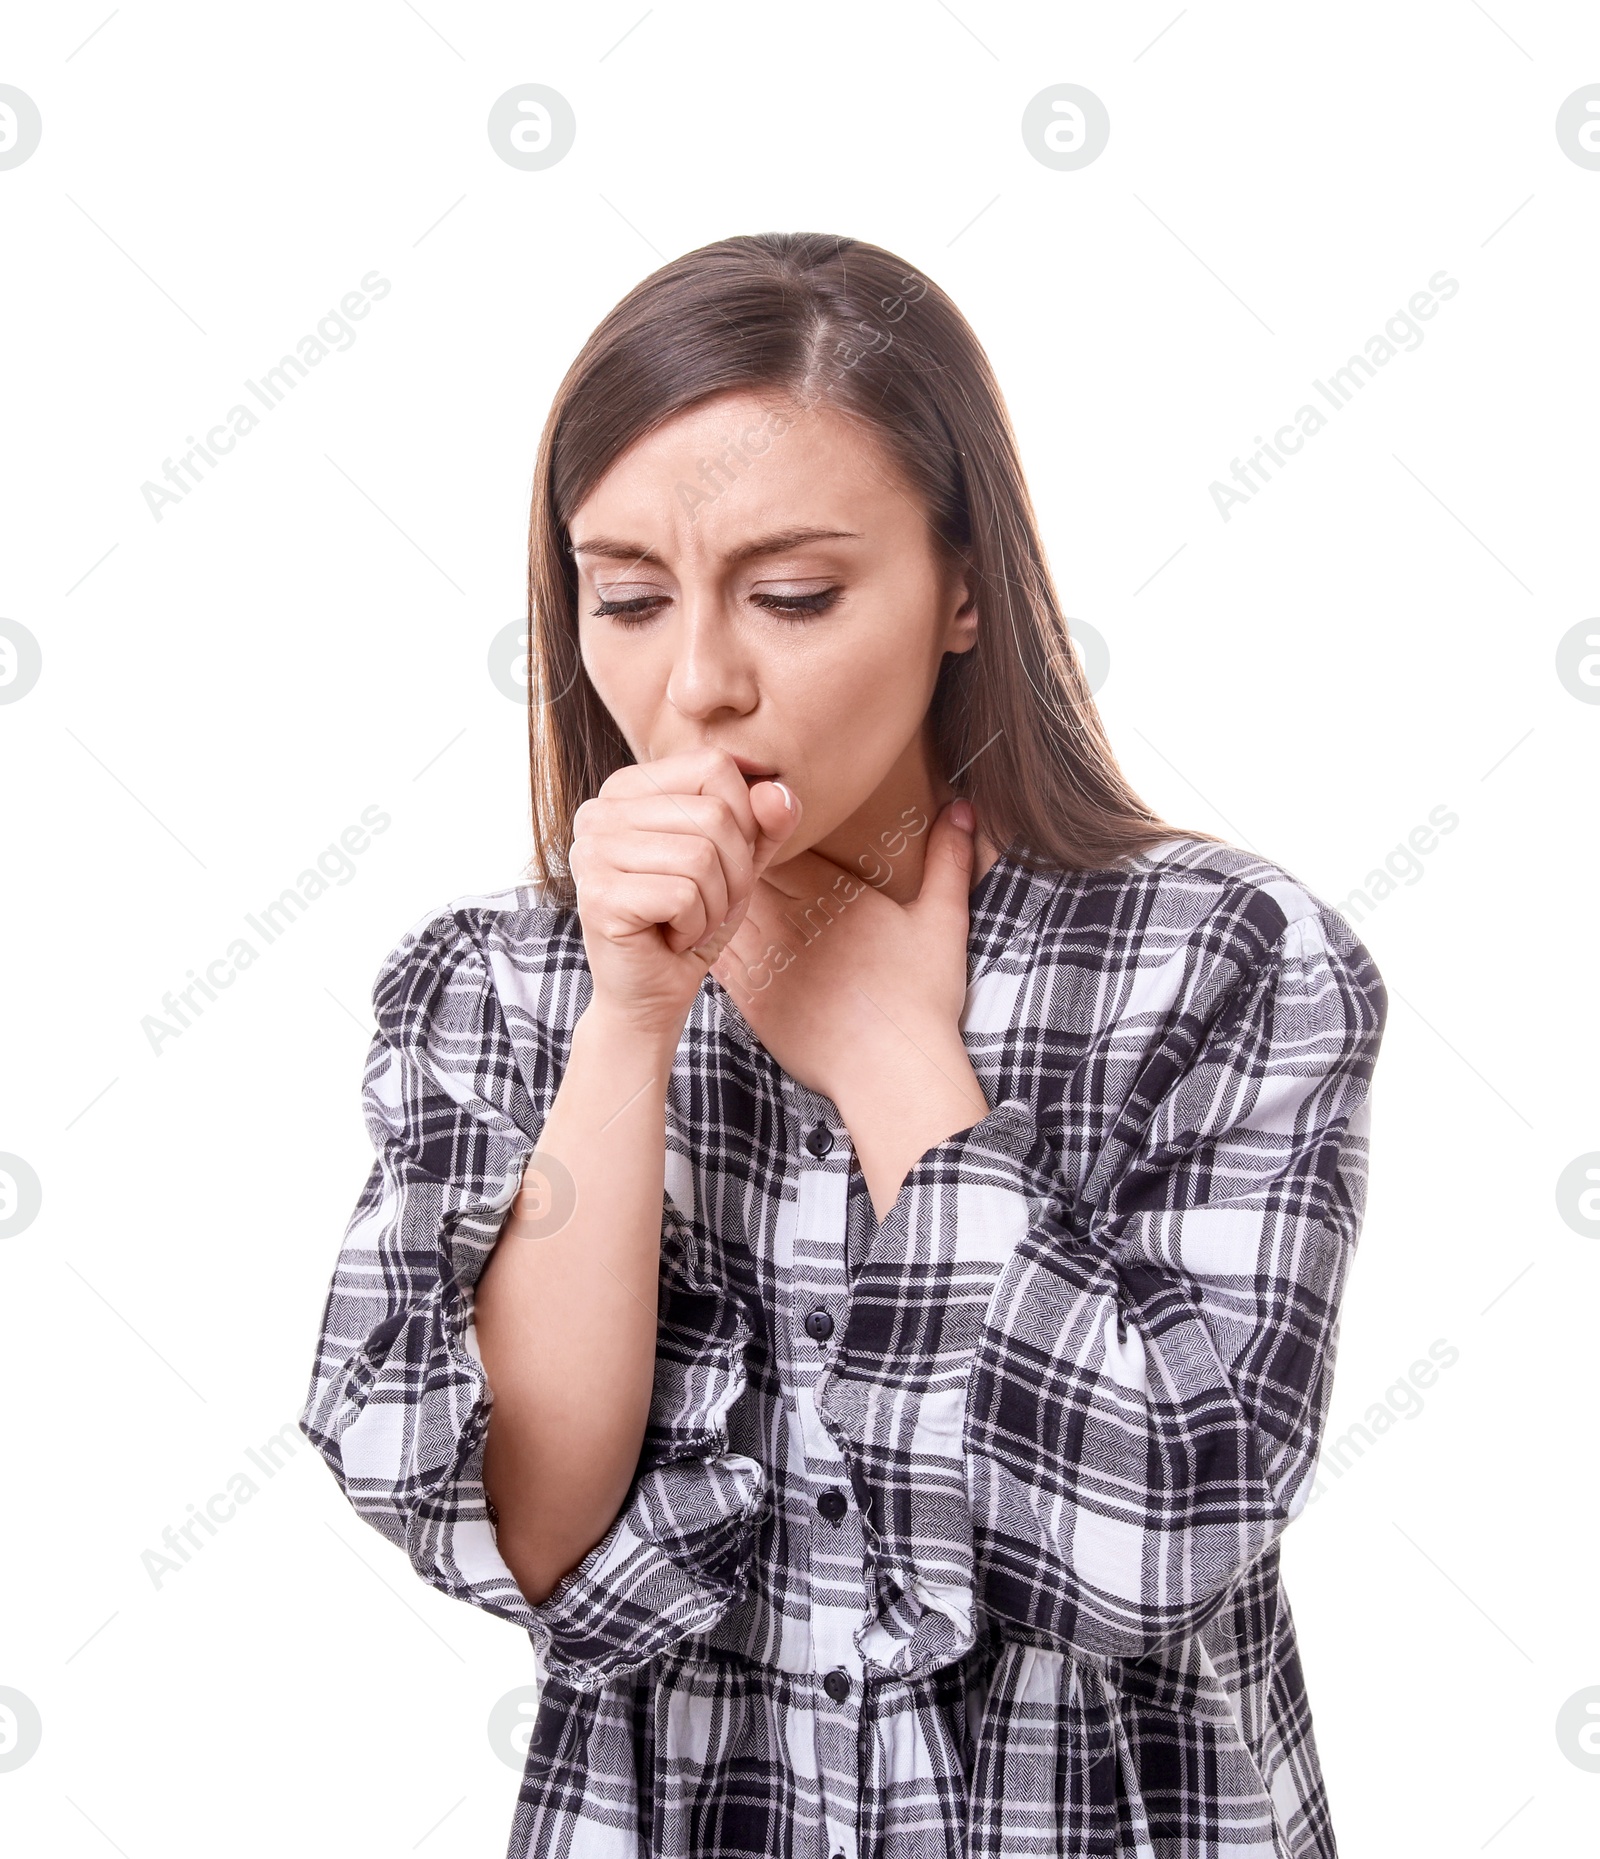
299,835,1386,1859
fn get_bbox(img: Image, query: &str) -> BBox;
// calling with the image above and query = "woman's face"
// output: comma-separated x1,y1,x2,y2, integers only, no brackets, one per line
569,388,979,876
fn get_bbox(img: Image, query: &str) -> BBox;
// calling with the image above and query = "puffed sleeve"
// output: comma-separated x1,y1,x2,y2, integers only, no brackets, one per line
297,908,765,1684
817,901,1387,1676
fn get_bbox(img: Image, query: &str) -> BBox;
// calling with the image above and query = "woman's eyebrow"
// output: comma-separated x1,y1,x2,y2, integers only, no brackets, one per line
571,527,862,568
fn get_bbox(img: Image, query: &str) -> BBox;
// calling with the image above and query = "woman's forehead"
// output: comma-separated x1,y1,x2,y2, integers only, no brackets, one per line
571,394,922,555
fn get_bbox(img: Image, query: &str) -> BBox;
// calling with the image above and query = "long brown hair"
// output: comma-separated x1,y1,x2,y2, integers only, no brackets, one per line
523,231,1223,905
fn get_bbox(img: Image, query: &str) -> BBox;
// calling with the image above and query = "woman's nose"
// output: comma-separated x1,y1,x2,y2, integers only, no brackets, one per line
665,593,757,717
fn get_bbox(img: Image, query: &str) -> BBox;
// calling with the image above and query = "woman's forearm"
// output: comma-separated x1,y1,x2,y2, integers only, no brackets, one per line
475,1000,680,1604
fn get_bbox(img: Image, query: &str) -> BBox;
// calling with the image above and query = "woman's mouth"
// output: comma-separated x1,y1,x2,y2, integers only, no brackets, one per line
730,756,779,785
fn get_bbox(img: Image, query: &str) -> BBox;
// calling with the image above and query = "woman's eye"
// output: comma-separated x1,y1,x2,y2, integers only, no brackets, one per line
750,585,843,619
589,586,844,626
589,593,667,625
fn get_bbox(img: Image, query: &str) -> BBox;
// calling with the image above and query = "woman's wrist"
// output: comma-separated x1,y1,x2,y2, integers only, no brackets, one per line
573,994,685,1075
830,1021,984,1119
831,1027,992,1219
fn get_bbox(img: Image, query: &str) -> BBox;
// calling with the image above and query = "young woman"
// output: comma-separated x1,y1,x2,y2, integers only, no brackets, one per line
300,233,1387,1859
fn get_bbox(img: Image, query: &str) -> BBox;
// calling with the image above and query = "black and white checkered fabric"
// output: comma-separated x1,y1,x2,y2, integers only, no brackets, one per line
299,835,1387,1859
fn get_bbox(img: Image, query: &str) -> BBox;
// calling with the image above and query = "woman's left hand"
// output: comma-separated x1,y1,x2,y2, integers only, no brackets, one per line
708,800,991,1205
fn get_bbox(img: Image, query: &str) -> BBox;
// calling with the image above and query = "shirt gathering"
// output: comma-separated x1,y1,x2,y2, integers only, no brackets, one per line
298,834,1388,1859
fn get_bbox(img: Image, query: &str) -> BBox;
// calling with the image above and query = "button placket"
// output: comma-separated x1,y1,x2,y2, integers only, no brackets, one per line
785,1088,868,1857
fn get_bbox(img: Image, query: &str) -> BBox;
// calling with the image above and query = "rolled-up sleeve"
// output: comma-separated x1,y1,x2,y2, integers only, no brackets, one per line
965,906,1388,1661
297,910,765,1681
819,902,1387,1675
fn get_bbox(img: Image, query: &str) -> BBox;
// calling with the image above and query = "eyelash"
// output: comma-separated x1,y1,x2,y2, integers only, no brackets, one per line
588,587,843,626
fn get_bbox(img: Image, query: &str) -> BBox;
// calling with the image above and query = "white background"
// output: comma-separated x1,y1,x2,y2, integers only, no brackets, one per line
2,2,1596,1853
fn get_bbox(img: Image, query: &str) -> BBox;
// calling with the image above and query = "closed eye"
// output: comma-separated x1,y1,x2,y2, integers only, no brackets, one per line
752,587,842,618
589,595,668,623
589,586,844,626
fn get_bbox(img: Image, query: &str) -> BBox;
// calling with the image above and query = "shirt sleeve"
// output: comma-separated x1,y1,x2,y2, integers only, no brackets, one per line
296,909,765,1685
817,902,1387,1675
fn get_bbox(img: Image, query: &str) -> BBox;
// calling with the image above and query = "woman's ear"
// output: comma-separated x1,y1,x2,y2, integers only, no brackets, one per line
941,551,980,655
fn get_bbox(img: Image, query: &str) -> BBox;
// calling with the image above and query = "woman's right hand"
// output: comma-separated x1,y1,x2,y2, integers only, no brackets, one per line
568,747,803,1040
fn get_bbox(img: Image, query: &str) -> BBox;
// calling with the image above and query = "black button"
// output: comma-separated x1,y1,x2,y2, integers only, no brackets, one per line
816,1488,847,1525
804,1308,834,1343
805,1123,834,1157
822,1667,851,1704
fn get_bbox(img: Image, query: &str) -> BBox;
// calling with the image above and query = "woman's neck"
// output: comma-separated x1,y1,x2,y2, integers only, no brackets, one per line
806,787,1002,904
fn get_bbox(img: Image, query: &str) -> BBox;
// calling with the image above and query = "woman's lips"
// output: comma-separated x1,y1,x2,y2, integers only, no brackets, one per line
730,756,779,784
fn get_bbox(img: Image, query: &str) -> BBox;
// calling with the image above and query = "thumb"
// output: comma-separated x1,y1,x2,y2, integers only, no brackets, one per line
692,780,802,960
748,779,803,883
914,797,977,914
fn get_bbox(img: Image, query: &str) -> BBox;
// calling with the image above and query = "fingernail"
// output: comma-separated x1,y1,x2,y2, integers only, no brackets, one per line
951,798,974,831
773,780,796,813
